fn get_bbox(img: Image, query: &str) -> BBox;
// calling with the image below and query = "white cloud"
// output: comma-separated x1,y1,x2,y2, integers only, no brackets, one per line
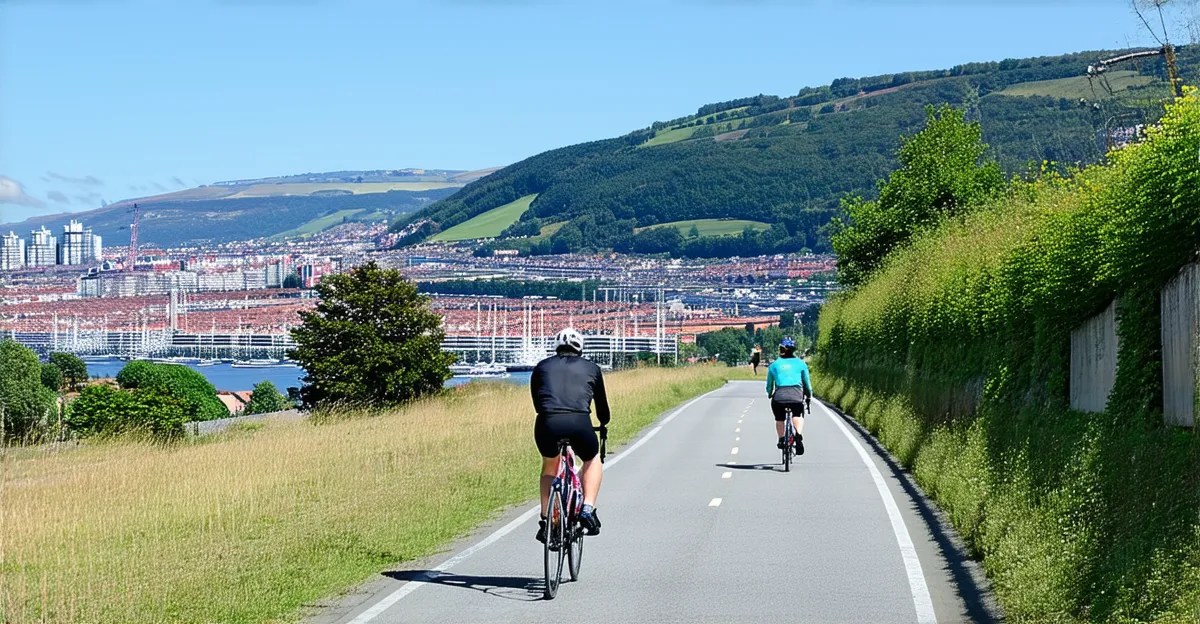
0,176,47,209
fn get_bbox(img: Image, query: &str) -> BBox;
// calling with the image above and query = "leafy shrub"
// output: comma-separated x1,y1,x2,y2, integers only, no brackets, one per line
0,340,58,441
66,385,187,438
244,381,290,415
116,361,228,422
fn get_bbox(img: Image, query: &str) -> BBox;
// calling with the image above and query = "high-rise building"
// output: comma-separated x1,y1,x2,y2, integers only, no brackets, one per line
0,231,25,270
26,226,57,267
58,220,99,265
93,235,103,262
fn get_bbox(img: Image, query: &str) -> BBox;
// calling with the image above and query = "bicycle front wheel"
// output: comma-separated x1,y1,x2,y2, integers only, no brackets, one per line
568,516,584,581
543,491,566,599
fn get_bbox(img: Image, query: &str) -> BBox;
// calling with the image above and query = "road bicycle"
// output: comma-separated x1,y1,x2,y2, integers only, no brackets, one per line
781,400,807,472
543,426,607,600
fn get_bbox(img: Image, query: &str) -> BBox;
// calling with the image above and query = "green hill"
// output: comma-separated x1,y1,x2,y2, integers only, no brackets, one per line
432,194,536,241
398,46,1198,257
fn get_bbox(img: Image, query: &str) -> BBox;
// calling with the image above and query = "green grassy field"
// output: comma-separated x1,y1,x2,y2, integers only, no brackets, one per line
635,218,772,237
0,366,738,623
432,194,537,241
641,125,701,148
533,221,566,240
999,70,1156,99
230,182,461,198
270,209,366,238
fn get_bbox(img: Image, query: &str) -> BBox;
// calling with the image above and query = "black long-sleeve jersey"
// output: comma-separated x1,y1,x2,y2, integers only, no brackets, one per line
530,353,611,425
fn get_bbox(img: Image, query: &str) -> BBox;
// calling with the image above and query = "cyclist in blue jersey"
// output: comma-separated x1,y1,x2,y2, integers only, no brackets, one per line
766,337,812,454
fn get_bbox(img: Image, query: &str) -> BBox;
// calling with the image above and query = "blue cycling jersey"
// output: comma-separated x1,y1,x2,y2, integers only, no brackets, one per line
766,357,812,398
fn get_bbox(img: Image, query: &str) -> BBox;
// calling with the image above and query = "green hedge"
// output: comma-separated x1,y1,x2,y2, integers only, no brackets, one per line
817,90,1200,621
115,361,228,422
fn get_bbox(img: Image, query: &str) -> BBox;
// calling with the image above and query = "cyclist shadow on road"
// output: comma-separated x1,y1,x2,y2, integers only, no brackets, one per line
383,570,544,602
715,463,788,473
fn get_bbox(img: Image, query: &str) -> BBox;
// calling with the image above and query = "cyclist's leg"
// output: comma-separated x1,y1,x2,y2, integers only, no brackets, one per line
534,415,562,516
770,399,787,445
565,414,601,506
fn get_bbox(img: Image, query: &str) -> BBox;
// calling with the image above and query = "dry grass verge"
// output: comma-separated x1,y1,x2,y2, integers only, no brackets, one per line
0,366,735,623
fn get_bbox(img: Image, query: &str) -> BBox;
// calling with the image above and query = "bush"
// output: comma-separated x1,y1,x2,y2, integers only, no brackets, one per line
116,361,228,422
244,381,290,415
66,385,187,438
0,340,58,441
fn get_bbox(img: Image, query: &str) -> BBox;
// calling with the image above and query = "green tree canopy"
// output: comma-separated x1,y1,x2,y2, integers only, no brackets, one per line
50,353,88,391
0,340,58,440
289,261,454,408
244,381,290,415
116,361,228,422
830,104,1005,287
697,328,749,367
41,362,64,392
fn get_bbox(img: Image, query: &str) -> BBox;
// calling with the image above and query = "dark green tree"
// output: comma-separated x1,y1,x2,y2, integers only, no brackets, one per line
830,104,1005,287
687,224,700,238
49,353,88,390
697,328,749,366
41,362,64,392
283,272,304,289
289,261,454,408
244,381,290,415
0,340,58,440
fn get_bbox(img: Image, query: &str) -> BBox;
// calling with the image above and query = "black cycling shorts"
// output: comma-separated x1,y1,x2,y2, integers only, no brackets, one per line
534,412,599,461
770,386,808,422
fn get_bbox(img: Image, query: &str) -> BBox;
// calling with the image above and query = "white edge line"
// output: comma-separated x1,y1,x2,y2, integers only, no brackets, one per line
816,400,938,624
343,384,727,623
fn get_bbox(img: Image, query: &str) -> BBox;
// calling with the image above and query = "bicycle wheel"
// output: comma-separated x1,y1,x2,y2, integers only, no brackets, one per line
783,416,792,472
543,490,566,599
568,510,584,581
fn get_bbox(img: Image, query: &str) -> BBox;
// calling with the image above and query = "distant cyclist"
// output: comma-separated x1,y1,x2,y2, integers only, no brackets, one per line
532,328,610,543
765,337,812,454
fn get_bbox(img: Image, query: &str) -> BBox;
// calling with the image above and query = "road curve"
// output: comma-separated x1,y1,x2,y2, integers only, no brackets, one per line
314,381,999,624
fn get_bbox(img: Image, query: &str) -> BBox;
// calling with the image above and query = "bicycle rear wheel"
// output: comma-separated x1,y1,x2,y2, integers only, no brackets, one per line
568,514,584,581
783,416,793,472
543,491,566,599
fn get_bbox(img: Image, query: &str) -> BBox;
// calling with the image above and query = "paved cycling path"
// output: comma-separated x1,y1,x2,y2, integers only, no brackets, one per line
315,381,999,624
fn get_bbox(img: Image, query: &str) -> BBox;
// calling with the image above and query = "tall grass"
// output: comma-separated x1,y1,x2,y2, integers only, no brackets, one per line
0,366,732,623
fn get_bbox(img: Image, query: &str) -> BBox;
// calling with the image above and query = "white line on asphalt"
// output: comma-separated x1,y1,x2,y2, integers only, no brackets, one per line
816,401,938,624
342,386,727,624
727,461,737,466
709,498,722,507
731,447,739,455
735,428,740,433
722,472,732,479
735,437,740,441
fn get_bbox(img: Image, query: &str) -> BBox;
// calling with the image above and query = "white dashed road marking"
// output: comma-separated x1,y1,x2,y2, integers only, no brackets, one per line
722,472,732,479
709,498,722,507
731,447,739,455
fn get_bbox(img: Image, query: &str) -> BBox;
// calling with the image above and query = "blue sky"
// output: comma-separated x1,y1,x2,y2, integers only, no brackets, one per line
0,0,1169,222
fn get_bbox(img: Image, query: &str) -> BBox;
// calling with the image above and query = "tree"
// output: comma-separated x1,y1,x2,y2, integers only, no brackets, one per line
50,352,87,390
697,328,749,367
0,340,58,441
289,261,454,408
283,272,304,289
41,363,63,392
116,361,227,422
830,104,1004,287
688,224,700,238
244,381,290,415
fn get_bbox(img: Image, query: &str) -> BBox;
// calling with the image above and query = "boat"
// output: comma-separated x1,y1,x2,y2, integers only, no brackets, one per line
452,362,511,378
195,359,220,367
230,359,285,368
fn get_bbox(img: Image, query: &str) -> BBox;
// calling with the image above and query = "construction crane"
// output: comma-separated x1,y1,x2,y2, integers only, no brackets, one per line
127,202,140,272
1087,45,1184,99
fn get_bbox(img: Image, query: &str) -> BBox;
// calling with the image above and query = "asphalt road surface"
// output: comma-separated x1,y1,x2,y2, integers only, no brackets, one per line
316,381,999,624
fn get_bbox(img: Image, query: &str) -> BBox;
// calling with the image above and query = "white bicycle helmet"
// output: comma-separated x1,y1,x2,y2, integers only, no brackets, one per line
555,327,585,354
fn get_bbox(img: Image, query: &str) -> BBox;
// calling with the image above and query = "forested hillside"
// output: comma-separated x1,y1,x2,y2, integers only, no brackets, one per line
397,46,1199,257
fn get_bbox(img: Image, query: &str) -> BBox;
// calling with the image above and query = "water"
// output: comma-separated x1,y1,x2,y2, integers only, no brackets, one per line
83,357,532,392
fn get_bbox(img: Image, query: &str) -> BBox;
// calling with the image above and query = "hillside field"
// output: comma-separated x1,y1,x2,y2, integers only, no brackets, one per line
229,182,461,198
635,218,771,237
432,194,537,241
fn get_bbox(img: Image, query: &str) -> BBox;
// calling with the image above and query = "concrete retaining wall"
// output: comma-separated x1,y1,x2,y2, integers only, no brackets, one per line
1070,299,1119,413
1161,263,1199,427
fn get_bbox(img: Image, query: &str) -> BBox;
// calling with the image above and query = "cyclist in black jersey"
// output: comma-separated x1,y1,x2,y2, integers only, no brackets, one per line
533,327,610,543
